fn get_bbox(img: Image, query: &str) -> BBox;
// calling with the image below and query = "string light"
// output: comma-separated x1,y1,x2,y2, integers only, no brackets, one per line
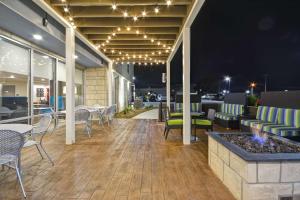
133,16,138,21
143,35,148,39
112,4,117,10
136,30,140,34
63,7,69,12
151,39,154,43
112,32,116,36
126,27,131,31
123,11,128,17
166,0,172,6
117,27,121,31
154,7,159,14
142,10,147,17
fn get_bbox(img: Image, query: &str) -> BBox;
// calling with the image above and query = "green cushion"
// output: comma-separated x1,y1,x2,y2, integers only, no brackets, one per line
193,119,212,126
170,112,183,117
167,119,183,126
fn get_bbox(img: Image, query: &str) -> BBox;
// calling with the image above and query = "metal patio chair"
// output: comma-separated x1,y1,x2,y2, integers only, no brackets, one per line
75,108,92,137
0,130,26,198
164,107,183,140
24,114,54,166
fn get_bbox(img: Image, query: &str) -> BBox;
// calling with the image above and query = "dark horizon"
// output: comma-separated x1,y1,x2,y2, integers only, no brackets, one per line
134,0,300,93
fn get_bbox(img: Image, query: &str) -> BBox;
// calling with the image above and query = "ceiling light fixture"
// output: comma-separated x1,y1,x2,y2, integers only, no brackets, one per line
33,34,43,40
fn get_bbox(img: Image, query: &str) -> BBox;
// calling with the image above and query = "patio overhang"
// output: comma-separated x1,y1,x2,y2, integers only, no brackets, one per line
32,0,206,145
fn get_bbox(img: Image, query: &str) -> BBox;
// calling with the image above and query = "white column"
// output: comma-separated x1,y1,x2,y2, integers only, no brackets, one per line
166,61,171,109
182,27,191,145
107,61,113,106
65,27,75,145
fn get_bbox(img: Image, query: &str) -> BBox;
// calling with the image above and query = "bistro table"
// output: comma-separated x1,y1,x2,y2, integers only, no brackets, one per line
0,124,33,134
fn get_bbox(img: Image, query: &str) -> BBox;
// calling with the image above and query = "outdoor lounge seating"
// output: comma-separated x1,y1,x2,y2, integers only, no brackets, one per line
215,103,244,129
241,106,300,137
192,109,215,132
170,102,202,118
164,107,183,140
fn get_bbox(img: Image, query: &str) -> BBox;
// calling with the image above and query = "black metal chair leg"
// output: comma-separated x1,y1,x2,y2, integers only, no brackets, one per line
165,129,170,140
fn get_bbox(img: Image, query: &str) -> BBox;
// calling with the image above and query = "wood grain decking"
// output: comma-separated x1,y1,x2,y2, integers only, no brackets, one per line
0,119,234,200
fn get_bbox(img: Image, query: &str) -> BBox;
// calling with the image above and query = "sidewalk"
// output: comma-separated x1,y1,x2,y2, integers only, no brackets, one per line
132,109,159,120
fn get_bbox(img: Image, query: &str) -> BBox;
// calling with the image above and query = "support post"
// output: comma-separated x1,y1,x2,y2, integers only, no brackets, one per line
166,61,171,109
182,27,191,145
107,61,113,106
65,27,75,145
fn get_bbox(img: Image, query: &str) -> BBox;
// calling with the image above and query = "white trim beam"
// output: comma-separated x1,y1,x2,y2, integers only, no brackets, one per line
182,27,191,145
166,61,171,109
65,27,76,145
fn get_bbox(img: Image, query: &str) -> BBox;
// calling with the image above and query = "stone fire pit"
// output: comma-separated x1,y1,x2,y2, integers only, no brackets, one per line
208,132,300,200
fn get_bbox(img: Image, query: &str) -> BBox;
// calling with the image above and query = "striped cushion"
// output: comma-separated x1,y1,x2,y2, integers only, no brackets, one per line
277,108,300,128
220,103,243,115
241,119,263,127
215,112,237,121
262,124,287,133
175,103,201,112
241,106,278,128
278,129,300,137
269,126,297,135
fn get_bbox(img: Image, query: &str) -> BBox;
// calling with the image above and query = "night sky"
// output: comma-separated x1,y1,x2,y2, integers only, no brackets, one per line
134,0,300,93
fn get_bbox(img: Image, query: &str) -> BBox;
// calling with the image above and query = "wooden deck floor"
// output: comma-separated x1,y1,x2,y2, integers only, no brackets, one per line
0,119,235,200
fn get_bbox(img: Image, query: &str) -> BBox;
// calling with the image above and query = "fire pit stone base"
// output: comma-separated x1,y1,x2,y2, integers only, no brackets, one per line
208,135,300,200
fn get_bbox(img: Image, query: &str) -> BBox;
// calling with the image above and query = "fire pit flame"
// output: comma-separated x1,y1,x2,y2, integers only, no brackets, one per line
251,127,268,145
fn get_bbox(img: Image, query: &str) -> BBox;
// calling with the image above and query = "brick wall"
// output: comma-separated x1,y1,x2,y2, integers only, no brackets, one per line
85,67,108,106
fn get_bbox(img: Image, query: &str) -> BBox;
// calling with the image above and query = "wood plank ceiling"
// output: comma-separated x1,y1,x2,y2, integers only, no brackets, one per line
48,0,194,65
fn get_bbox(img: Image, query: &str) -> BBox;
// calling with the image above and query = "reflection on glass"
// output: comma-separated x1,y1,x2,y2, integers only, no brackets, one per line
57,61,66,111
33,51,54,115
0,38,30,120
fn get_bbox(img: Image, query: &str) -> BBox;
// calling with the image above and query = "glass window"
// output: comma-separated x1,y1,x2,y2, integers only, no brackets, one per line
57,61,66,111
33,51,55,114
0,37,30,120
75,68,84,106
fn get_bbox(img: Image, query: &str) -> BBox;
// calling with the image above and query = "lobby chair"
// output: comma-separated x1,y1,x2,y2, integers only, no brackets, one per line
0,130,26,198
75,108,92,137
192,109,215,134
164,107,183,140
24,114,54,166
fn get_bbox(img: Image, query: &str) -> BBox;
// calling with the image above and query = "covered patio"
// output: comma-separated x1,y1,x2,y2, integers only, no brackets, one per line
1,0,300,200
0,120,234,200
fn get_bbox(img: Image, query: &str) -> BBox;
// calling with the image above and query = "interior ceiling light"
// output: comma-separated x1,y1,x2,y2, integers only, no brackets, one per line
133,16,138,21
112,4,117,10
142,11,147,17
33,34,43,40
154,7,159,14
63,7,69,12
123,11,128,18
166,0,172,6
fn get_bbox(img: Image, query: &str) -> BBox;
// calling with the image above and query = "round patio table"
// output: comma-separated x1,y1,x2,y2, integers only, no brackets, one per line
0,124,33,134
